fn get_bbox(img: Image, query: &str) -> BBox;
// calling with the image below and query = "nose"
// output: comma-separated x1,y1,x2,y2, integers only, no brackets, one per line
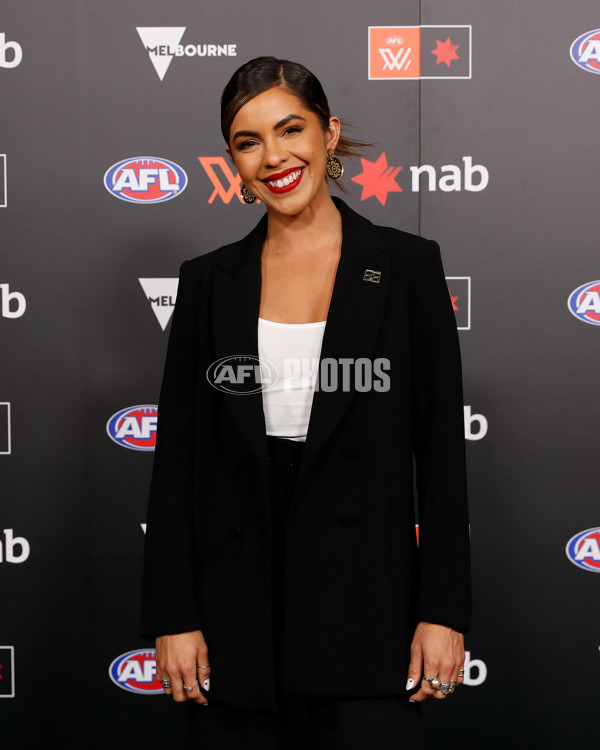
263,136,287,169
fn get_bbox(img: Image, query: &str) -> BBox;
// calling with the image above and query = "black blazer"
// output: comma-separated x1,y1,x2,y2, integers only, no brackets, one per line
141,197,471,711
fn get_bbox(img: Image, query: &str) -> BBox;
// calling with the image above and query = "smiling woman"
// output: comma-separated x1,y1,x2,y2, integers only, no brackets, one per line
141,56,471,750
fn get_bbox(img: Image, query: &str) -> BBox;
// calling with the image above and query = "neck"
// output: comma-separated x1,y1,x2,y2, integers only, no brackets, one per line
263,187,341,255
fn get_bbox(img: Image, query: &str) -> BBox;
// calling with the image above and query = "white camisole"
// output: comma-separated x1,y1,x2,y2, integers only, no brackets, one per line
258,317,326,442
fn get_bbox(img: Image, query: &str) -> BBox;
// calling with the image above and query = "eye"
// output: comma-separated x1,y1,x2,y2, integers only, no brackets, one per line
282,126,303,136
237,139,258,152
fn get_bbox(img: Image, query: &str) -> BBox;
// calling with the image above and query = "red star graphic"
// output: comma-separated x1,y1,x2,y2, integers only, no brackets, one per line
351,153,402,206
451,295,459,311
431,37,460,67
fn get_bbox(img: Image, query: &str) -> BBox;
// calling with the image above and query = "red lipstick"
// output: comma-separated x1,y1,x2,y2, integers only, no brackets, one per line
261,166,305,194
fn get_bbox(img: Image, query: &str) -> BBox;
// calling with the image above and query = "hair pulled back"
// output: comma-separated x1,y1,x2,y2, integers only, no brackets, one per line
221,56,368,159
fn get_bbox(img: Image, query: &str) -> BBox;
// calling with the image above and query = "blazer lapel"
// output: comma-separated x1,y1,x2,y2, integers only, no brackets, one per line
210,198,390,499
299,197,390,481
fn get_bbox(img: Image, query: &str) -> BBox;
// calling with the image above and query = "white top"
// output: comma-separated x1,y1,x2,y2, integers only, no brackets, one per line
258,317,327,442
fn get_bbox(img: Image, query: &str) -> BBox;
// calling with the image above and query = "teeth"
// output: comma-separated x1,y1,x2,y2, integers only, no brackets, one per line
266,168,302,188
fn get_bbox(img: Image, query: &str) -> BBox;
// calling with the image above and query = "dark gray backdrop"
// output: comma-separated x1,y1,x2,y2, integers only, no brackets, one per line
1,1,598,747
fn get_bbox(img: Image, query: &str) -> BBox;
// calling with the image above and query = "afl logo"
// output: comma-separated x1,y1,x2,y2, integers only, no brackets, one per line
109,649,163,694
565,528,600,572
567,280,600,326
570,29,600,74
104,157,188,203
106,405,158,451
207,355,278,394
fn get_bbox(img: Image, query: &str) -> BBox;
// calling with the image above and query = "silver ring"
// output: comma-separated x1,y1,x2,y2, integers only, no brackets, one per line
458,670,464,676
197,664,210,669
160,679,171,689
424,676,441,689
439,681,456,695
184,680,199,692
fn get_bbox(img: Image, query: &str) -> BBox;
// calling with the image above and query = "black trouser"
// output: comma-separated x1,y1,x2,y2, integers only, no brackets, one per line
186,436,422,749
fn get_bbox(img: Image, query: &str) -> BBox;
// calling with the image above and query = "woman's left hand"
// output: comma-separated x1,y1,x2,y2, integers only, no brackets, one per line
406,621,465,701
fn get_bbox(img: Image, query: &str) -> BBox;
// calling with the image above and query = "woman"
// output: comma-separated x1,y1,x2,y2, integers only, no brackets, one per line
141,56,471,749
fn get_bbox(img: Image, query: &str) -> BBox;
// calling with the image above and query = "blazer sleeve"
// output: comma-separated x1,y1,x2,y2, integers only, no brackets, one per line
140,259,203,640
411,240,472,633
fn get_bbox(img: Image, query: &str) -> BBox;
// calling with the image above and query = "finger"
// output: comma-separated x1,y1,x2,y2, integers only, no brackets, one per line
423,658,446,701
179,667,204,704
155,661,174,696
409,686,429,702
405,642,423,692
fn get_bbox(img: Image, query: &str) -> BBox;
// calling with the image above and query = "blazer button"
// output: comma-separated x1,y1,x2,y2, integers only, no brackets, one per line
228,526,244,538
338,514,361,527
342,444,361,461
266,457,272,466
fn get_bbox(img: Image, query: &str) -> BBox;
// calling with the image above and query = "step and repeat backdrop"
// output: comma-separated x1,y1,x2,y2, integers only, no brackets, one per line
1,1,598,747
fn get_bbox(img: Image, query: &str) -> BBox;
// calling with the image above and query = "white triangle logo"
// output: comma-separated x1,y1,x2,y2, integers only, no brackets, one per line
136,27,186,81
139,278,179,330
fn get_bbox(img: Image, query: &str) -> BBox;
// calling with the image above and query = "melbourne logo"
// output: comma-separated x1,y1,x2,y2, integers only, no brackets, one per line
104,157,187,204
570,29,600,74
106,405,158,451
139,278,178,330
568,281,600,326
0,646,15,697
109,649,162,694
136,27,237,81
352,154,488,205
566,528,600,572
369,26,471,79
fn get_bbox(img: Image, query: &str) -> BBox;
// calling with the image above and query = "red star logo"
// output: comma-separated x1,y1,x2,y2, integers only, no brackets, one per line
431,37,460,67
351,153,402,205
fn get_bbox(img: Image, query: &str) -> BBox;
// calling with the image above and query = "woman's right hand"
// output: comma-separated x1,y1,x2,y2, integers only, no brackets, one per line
155,630,210,705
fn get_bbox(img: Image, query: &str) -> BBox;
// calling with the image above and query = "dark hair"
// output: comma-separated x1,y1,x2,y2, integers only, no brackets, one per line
220,56,370,159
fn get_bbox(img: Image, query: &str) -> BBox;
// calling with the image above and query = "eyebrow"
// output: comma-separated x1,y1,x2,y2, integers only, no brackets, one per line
232,113,307,141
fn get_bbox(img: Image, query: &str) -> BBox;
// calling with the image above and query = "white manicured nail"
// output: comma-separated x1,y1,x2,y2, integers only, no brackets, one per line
203,678,210,691
406,678,414,690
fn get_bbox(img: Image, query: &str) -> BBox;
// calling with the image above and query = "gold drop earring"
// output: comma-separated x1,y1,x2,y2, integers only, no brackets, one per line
240,183,257,204
325,151,344,180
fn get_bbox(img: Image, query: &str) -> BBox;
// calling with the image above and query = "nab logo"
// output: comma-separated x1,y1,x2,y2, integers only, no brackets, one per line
1,284,26,318
566,528,600,572
352,154,488,205
104,157,187,204
570,29,600,74
0,33,22,69
107,405,158,451
139,278,179,330
369,26,472,80
0,529,30,563
464,406,488,441
0,646,15,698
109,649,163,694
568,281,600,326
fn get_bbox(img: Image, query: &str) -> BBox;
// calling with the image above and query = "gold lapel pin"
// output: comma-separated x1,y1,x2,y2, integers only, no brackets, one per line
363,269,381,284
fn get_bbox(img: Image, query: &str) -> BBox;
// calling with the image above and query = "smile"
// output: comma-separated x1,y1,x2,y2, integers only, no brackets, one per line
262,167,304,193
